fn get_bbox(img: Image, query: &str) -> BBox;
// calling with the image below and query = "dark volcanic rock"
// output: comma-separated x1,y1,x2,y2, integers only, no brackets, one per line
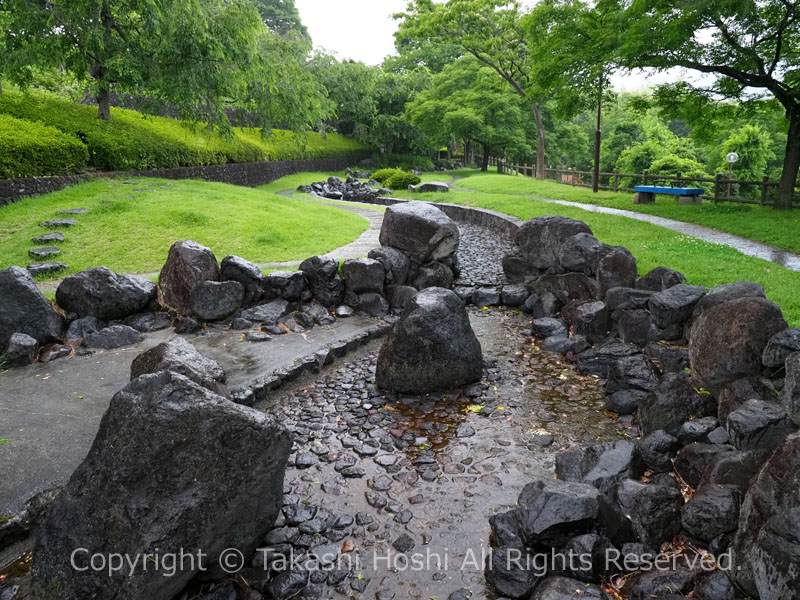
567,301,609,345
762,328,800,369
606,389,648,415
342,258,385,294
635,430,680,473
531,318,568,339
690,297,787,389
300,256,345,308
540,335,591,355
83,325,143,349
516,216,593,269
531,576,612,599
681,484,741,543
220,255,263,307
605,287,655,311
4,333,38,367
786,352,800,427
645,342,690,373
615,478,683,549
636,267,686,292
732,432,800,598
56,267,157,321
485,545,540,599
189,280,244,321
674,443,737,489
412,261,454,289
523,292,563,318
158,240,220,313
648,284,706,329
637,372,717,437
555,440,643,496
558,233,604,275
241,300,293,326
368,246,410,286
606,353,661,394
124,312,171,333
532,273,601,305
618,310,660,348
0,266,65,351
597,246,637,294
376,288,482,393
358,292,390,317
577,340,640,378
31,371,292,599
262,270,306,302
385,285,418,313
726,399,797,453
718,377,778,426
379,202,459,261
130,337,228,396
27,262,69,278
693,281,767,320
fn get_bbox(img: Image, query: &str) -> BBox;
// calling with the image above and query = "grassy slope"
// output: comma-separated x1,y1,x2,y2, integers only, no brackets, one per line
398,170,800,325
457,172,800,254
0,175,368,277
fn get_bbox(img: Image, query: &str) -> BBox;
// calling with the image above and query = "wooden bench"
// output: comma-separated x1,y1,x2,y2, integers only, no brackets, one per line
634,185,706,205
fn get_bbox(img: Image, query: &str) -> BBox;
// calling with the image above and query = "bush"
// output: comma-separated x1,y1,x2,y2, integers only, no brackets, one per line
384,172,421,190
0,114,88,178
0,89,368,174
372,168,402,184
376,153,435,169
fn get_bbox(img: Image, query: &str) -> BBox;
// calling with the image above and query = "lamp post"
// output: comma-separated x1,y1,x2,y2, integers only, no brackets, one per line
726,152,739,200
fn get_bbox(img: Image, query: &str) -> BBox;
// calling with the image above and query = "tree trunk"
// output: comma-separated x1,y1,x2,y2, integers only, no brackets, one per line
97,87,111,121
592,74,603,194
775,107,800,210
481,143,490,172
533,104,545,179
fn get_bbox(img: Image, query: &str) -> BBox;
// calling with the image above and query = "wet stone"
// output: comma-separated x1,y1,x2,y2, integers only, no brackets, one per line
39,219,78,228
32,232,65,244
58,208,89,214
28,247,61,259
392,533,416,553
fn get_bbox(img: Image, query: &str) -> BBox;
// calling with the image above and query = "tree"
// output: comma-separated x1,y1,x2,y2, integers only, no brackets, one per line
406,57,531,171
2,0,313,131
613,0,800,210
396,0,547,178
719,124,775,182
308,55,379,137
251,0,309,40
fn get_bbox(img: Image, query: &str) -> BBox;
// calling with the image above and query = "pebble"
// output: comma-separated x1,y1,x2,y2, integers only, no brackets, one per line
392,533,416,553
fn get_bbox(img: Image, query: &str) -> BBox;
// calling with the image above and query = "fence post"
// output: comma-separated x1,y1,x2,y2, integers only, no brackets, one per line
761,176,769,206
675,171,682,187
714,173,722,203
614,171,620,191
643,170,649,186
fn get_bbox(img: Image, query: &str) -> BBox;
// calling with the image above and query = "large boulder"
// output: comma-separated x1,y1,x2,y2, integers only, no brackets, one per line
379,202,459,261
56,267,156,321
189,280,244,321
158,241,220,313
341,258,385,294
648,284,706,329
220,255,263,308
262,270,306,302
376,287,482,393
690,297,787,389
368,246,410,286
31,371,292,600
299,255,345,308
637,372,717,437
597,246,637,294
0,266,65,351
558,233,604,275
130,337,228,397
785,352,800,427
693,281,766,320
733,432,800,599
516,216,593,270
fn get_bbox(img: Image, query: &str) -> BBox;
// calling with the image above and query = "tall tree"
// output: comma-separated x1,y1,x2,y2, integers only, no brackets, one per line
396,0,547,178
2,0,321,131
406,56,531,171
613,0,800,210
251,0,311,46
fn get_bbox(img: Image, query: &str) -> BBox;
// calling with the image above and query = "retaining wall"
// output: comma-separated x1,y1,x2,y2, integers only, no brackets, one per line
0,157,360,206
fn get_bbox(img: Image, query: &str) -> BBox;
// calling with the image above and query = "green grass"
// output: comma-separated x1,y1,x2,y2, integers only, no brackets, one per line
400,170,800,326
0,175,368,277
457,172,800,254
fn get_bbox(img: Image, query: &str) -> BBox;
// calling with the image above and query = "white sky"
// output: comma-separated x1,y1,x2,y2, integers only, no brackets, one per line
294,0,690,92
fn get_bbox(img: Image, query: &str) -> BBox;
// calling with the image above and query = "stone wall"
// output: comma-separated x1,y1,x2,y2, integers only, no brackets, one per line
0,157,360,206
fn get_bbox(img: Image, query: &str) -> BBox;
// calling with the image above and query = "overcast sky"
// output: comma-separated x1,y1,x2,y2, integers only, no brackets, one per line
294,0,691,92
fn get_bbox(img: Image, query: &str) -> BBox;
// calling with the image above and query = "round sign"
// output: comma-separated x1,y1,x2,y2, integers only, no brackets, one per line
726,152,740,164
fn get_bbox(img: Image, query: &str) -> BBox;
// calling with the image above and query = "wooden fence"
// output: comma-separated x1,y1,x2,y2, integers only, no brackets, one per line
489,158,799,207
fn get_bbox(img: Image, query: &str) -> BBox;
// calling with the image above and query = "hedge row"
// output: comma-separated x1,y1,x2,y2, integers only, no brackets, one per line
0,90,367,177
0,114,89,178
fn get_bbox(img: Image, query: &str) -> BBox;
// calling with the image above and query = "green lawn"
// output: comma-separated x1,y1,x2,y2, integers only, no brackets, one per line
400,169,800,326
0,174,368,278
456,171,800,254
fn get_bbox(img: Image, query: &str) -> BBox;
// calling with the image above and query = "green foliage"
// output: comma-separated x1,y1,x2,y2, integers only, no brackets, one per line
0,114,88,178
0,90,365,173
384,172,422,190
649,155,709,180
372,168,403,184
376,154,435,169
719,125,776,182
251,0,309,41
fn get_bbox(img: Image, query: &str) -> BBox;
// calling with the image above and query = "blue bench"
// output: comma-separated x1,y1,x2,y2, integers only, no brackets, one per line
634,185,706,205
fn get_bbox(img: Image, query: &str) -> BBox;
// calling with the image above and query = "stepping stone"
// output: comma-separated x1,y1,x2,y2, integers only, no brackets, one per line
29,247,61,259
32,232,65,244
58,208,89,215
27,262,69,277
39,219,78,228
133,188,157,192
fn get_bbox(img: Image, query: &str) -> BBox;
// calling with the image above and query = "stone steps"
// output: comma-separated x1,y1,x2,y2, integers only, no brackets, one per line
28,208,88,278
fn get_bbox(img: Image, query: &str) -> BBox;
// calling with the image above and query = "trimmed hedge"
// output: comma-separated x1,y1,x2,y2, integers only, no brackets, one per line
0,114,89,178
372,168,402,184
0,90,368,176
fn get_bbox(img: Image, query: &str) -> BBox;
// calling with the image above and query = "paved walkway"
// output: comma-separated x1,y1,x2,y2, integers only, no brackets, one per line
449,176,800,272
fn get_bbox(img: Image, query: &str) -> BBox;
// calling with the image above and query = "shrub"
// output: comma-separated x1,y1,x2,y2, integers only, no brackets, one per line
0,114,88,178
384,172,421,190
372,168,402,184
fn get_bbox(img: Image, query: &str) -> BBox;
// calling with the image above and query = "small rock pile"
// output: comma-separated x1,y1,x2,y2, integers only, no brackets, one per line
297,174,389,203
